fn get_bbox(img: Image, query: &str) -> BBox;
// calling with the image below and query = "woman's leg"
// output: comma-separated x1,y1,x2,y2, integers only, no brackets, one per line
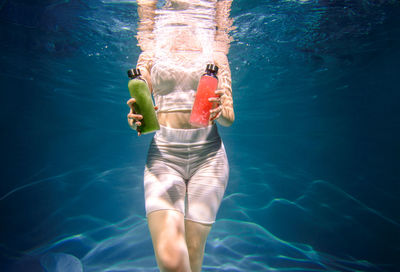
148,210,191,272
184,220,212,272
183,139,228,271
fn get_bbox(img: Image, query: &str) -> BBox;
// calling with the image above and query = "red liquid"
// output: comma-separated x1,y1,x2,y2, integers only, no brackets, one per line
190,75,219,127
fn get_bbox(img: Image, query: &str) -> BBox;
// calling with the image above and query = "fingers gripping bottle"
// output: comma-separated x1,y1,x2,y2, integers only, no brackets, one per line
127,68,160,134
190,64,219,127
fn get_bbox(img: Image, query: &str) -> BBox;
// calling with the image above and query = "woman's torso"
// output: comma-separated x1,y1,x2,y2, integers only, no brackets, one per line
153,52,214,129
151,1,217,129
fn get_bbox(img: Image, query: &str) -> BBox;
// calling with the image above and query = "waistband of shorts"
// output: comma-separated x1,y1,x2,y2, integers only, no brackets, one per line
155,124,220,144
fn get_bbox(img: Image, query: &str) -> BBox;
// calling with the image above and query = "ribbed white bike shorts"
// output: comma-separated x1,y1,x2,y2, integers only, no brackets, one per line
144,124,229,224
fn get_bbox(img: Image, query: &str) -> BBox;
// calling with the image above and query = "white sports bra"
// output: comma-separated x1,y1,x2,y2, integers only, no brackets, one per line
151,54,212,113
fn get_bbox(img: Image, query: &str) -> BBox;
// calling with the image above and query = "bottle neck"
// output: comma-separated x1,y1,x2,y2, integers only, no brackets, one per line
204,71,218,79
129,75,145,81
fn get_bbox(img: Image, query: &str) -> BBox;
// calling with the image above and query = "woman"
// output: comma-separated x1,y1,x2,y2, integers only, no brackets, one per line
127,0,234,271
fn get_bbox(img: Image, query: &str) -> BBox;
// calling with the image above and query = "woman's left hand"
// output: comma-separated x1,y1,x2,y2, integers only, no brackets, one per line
209,89,224,121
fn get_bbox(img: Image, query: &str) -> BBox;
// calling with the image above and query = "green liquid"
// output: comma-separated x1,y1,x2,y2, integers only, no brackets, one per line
128,78,160,134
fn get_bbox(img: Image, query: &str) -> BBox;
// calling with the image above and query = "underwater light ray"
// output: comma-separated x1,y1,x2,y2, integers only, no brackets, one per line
0,169,76,201
296,180,400,227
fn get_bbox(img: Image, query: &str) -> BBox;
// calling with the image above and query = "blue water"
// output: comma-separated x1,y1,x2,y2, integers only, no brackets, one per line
1,0,399,271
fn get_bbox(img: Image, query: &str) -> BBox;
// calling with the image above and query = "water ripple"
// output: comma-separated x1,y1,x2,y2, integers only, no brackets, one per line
10,216,381,271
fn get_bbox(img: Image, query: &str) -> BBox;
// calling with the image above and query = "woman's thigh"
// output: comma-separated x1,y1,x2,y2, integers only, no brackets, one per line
186,143,229,224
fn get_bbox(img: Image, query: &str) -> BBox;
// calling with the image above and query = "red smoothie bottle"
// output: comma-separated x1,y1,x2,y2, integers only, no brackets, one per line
190,64,219,127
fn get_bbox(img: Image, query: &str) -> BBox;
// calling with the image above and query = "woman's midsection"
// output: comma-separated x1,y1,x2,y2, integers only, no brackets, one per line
157,111,213,129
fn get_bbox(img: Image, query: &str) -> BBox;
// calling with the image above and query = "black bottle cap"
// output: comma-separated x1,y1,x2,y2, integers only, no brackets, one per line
205,64,218,75
127,68,141,79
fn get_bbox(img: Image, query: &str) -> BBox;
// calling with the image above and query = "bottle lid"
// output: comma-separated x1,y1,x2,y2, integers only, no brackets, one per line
127,68,141,79
205,64,218,75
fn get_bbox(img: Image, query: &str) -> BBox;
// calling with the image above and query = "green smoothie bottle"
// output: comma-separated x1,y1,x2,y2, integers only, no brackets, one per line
127,68,160,134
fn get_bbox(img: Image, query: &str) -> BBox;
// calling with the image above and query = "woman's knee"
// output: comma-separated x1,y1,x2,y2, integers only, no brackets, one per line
148,210,190,271
186,237,203,257
185,220,211,265
156,237,189,271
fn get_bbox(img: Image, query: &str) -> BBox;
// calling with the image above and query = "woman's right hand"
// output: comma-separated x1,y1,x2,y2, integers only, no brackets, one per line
127,98,143,136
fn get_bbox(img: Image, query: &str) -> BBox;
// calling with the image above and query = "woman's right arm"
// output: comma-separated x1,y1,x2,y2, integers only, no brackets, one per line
136,0,157,52
136,0,156,91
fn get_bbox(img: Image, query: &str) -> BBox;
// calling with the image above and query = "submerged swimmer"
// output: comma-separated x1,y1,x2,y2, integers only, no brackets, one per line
127,0,234,271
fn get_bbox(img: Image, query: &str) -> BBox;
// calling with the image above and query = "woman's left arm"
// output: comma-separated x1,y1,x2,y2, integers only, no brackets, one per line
210,0,234,127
